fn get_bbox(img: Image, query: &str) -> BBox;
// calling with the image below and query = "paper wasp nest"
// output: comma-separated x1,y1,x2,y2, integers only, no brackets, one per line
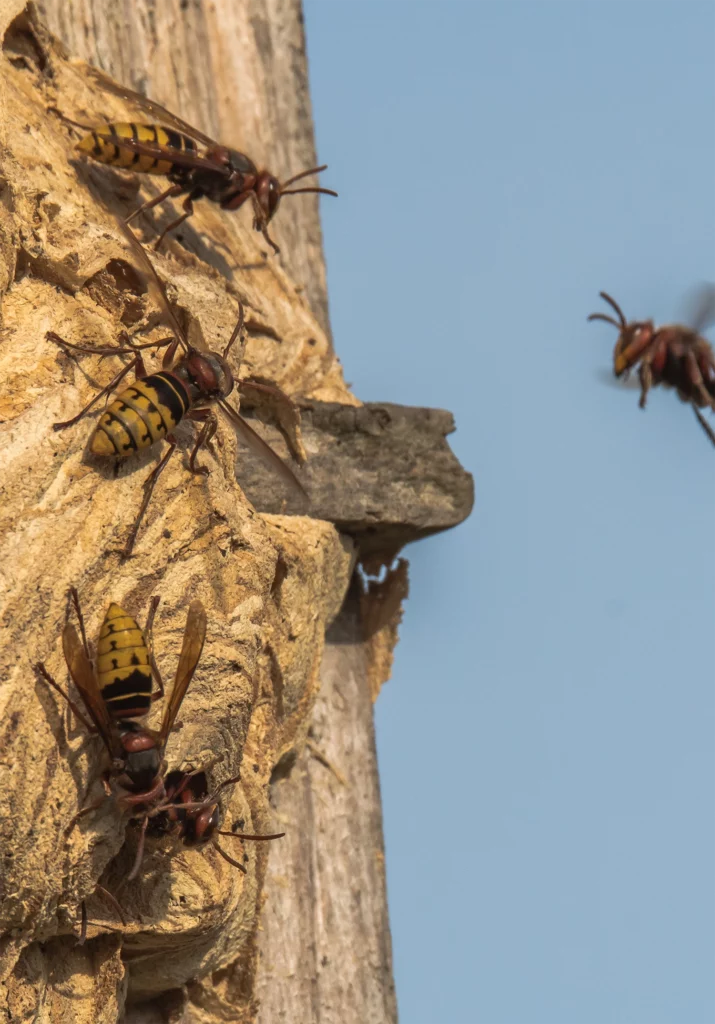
0,6,356,1020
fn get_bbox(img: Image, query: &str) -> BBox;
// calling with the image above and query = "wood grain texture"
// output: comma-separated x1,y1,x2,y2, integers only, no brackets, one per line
0,5,352,1019
254,588,398,1024
239,400,475,556
0,3,473,1022
36,0,333,337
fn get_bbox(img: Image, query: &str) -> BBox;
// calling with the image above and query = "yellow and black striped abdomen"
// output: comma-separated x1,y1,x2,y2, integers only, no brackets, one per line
76,123,198,176
97,603,153,719
90,371,191,458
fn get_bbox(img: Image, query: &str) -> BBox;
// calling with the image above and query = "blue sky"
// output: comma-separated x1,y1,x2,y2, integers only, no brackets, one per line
304,4,715,1023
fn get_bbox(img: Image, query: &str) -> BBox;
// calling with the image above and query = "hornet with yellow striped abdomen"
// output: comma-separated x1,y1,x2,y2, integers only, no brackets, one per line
50,66,336,253
47,220,306,558
34,588,207,840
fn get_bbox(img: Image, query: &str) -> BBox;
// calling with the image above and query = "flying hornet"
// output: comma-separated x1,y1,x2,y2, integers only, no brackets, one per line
51,67,337,253
588,285,715,448
135,764,284,880
34,589,207,835
47,219,306,558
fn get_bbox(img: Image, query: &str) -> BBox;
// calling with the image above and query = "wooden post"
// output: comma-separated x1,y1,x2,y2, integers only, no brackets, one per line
0,3,473,1021
36,0,333,335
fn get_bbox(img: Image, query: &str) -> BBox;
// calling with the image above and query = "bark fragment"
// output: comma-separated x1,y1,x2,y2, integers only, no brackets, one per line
239,401,475,556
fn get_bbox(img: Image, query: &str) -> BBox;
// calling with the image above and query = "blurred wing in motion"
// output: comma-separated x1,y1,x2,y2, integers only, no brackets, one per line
681,282,715,336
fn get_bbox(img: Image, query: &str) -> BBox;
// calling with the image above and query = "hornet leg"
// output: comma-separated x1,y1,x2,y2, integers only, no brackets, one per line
692,405,715,449
638,360,653,409
187,409,218,475
93,884,127,926
153,192,197,251
250,193,280,254
211,841,248,873
126,815,150,882
121,437,178,560
125,183,185,226
51,355,139,430
34,663,97,735
65,774,113,834
684,349,714,409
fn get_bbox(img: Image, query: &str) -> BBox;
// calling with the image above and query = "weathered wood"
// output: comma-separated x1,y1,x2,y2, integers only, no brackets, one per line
0,3,472,1022
255,588,398,1024
34,0,333,338
0,4,352,1020
239,400,475,555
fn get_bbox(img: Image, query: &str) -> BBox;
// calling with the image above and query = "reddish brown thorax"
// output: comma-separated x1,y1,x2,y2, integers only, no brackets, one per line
176,350,234,403
588,289,715,449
